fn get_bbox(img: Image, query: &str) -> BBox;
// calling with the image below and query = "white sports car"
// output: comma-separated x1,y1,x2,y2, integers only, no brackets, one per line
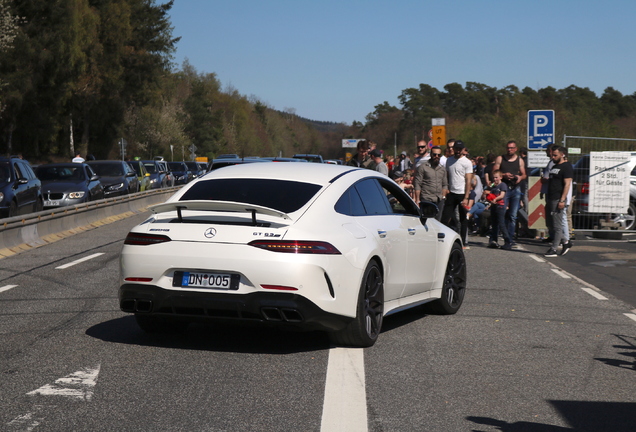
119,163,467,347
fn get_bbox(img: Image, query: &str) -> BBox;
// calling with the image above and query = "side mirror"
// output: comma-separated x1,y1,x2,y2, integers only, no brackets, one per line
419,201,439,225
90,174,99,181
17,178,28,185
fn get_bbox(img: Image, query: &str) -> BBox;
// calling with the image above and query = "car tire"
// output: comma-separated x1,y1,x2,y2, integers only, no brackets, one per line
8,200,18,217
424,242,466,315
610,201,636,231
330,260,384,348
34,197,44,213
135,314,189,333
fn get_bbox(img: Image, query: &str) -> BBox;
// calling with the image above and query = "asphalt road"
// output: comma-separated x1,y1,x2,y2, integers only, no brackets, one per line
0,214,634,431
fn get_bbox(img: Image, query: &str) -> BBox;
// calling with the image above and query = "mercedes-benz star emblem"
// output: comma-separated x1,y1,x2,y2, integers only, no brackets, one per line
204,227,217,238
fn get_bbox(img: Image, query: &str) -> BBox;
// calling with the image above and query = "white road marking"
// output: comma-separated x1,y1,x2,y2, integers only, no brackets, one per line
6,406,46,431
0,284,18,293
321,348,368,432
551,269,571,279
624,313,636,323
27,364,100,401
581,288,608,300
55,253,104,270
529,254,545,262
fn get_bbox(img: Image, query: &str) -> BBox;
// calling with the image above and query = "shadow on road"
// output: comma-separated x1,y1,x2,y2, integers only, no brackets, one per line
86,315,331,354
468,401,636,431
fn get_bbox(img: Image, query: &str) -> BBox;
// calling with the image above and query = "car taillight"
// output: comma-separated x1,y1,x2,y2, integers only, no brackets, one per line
581,182,589,194
124,233,171,245
248,240,341,254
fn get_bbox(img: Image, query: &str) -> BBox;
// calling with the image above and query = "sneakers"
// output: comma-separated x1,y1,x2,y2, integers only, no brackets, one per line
487,241,499,249
560,241,573,256
501,243,512,251
544,248,558,258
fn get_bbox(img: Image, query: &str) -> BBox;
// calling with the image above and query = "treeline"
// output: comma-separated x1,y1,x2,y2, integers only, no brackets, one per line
2,1,635,162
355,82,636,156
0,0,348,162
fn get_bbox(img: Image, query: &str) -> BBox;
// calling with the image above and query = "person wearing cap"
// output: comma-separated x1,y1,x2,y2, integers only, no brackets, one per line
441,140,473,247
391,170,413,195
414,146,447,220
370,149,388,176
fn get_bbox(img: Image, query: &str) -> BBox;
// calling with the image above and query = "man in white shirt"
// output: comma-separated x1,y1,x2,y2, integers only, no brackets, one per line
440,140,473,247
72,152,85,163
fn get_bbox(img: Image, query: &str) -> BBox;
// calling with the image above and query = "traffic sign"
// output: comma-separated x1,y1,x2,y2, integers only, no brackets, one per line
527,110,555,149
432,125,446,148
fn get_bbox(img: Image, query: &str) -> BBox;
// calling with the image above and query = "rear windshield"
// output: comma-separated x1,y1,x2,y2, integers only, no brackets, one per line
90,163,124,176
36,165,84,181
180,179,322,213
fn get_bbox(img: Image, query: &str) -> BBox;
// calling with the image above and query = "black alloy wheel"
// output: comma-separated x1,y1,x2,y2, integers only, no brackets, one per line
330,261,384,348
425,243,467,315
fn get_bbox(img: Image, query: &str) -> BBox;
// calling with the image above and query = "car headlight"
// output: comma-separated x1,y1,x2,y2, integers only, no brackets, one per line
68,191,86,199
149,178,157,184
0,192,4,202
105,183,125,192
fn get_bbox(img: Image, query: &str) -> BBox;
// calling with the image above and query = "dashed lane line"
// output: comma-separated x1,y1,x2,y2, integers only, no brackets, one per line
0,284,18,293
624,313,636,323
581,287,608,300
551,268,571,279
55,253,104,270
528,254,545,263
321,348,368,432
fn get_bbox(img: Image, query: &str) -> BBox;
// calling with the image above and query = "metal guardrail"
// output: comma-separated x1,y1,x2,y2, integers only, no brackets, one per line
0,187,179,253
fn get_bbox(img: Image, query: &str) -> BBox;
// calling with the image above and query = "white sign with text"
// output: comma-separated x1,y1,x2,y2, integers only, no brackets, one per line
588,152,631,213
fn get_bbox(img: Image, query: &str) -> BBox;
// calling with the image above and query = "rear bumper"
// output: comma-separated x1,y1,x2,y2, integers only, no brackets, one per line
119,283,352,332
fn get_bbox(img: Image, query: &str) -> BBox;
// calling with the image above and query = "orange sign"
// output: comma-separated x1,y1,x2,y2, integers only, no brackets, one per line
432,126,446,148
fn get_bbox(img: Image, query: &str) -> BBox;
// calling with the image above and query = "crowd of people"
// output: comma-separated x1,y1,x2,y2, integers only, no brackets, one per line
347,138,574,257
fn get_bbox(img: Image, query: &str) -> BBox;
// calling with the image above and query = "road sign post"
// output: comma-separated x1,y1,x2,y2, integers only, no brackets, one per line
431,118,446,148
527,110,555,149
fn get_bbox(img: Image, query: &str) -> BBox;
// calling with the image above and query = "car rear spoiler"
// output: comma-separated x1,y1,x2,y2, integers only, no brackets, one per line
149,200,291,224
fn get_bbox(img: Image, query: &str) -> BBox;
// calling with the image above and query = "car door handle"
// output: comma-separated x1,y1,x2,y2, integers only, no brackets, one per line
408,228,416,235
377,230,387,238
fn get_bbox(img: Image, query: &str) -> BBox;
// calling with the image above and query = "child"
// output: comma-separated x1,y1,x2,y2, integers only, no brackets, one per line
486,170,513,250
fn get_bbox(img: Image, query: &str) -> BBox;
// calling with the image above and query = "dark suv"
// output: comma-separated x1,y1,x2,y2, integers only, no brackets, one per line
0,157,43,218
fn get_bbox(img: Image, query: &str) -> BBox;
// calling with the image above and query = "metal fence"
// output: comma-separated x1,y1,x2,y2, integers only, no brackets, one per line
563,135,636,232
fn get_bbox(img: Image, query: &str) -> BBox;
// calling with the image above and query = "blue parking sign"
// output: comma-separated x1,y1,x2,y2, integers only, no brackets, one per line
527,110,555,149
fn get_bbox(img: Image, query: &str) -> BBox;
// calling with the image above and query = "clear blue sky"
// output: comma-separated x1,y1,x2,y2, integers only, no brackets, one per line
168,0,635,125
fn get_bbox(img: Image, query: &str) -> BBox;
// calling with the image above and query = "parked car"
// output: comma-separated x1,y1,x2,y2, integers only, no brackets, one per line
292,154,324,163
0,156,43,218
261,157,308,163
87,160,140,198
167,162,194,185
35,163,104,208
184,161,207,178
127,160,151,191
216,154,240,159
141,160,167,190
207,157,270,172
119,163,466,347
157,161,175,187
572,153,636,230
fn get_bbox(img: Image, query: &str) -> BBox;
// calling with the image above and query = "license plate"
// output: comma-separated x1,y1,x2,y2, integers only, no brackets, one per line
44,200,60,207
173,271,239,290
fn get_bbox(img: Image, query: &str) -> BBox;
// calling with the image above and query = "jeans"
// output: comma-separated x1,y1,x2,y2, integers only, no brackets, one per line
490,204,512,245
469,202,487,227
547,200,568,250
505,187,523,241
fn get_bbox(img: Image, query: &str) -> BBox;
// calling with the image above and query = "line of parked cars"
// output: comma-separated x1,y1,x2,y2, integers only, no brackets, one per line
0,155,208,219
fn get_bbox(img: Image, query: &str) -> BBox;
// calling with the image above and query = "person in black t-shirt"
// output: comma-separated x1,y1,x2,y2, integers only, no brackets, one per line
545,146,573,257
